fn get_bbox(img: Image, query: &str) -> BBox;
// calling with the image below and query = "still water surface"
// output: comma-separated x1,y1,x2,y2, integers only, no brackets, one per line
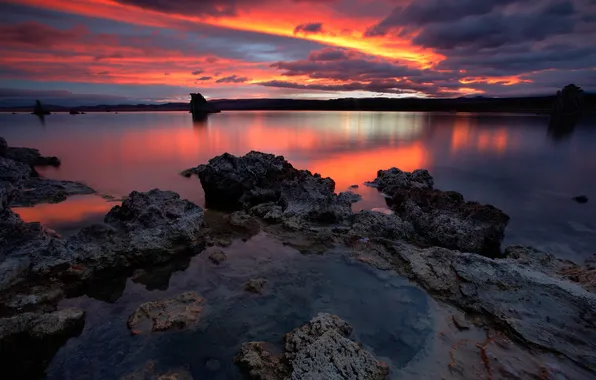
1,110,595,261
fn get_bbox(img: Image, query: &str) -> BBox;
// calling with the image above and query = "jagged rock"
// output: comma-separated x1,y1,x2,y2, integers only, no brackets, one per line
0,137,7,157
338,191,362,204
6,147,60,167
391,187,509,257
127,292,205,334
236,342,291,379
208,249,227,264
367,168,509,256
49,189,205,278
10,177,96,207
236,313,388,380
244,278,267,294
349,210,414,241
184,152,352,226
189,92,219,120
389,242,596,370
367,167,434,194
0,308,85,380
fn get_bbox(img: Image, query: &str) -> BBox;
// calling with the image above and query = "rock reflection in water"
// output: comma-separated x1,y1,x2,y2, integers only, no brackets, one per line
47,233,432,379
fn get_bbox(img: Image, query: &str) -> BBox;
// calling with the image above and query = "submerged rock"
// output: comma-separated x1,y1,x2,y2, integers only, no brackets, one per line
244,278,267,294
183,152,352,227
236,313,388,380
573,195,589,204
0,308,85,380
208,249,227,264
121,360,194,380
127,291,205,334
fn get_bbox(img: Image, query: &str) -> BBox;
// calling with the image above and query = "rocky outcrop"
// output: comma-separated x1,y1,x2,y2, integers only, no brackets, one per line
189,92,219,120
236,313,388,380
127,292,205,334
6,146,60,168
367,167,434,194
368,168,509,257
380,242,596,370
0,308,85,380
10,177,96,207
183,152,353,227
0,138,93,209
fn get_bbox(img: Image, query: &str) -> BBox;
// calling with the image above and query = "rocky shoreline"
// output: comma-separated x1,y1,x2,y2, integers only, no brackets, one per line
1,146,595,379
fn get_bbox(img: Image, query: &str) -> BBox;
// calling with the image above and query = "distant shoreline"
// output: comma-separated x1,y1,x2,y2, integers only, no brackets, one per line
1,94,595,114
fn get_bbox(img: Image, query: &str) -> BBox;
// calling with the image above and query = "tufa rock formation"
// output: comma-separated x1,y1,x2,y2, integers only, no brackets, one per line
236,313,389,380
549,84,585,134
189,93,219,120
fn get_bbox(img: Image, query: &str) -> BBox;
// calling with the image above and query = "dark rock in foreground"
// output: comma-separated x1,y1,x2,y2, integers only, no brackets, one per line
0,308,85,380
127,292,205,334
236,313,388,380
183,151,353,227
369,167,509,256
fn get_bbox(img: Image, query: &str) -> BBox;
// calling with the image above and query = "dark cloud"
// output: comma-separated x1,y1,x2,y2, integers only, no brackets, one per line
259,79,426,94
94,52,124,61
293,22,324,35
271,48,419,81
308,48,349,61
0,21,87,48
197,76,212,81
192,70,204,75
216,74,249,83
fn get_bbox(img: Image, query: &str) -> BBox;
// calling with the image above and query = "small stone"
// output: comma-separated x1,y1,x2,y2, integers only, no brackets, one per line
244,278,267,294
349,184,359,189
451,315,471,330
573,195,588,204
208,250,227,264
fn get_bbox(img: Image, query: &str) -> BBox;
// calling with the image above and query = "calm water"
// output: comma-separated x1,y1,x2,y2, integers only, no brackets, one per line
1,110,595,262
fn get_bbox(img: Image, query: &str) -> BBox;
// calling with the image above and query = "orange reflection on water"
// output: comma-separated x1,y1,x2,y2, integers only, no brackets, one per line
451,117,512,154
309,142,429,190
13,195,115,226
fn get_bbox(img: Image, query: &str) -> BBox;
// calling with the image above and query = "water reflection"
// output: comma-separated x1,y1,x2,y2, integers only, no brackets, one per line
2,111,595,261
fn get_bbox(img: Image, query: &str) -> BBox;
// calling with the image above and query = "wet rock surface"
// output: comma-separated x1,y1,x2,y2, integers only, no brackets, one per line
127,292,205,334
0,308,85,380
367,167,434,194
183,151,353,226
236,313,389,380
368,241,596,371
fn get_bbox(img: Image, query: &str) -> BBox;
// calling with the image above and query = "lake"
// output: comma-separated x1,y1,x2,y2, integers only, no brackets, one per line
1,110,595,262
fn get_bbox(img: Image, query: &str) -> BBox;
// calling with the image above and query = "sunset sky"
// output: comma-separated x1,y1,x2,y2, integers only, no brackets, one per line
0,0,595,105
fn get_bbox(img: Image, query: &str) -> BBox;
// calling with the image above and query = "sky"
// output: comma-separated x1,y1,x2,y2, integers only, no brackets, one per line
0,0,595,105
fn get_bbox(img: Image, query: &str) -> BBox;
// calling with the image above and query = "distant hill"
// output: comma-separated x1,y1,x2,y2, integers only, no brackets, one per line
2,94,595,114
